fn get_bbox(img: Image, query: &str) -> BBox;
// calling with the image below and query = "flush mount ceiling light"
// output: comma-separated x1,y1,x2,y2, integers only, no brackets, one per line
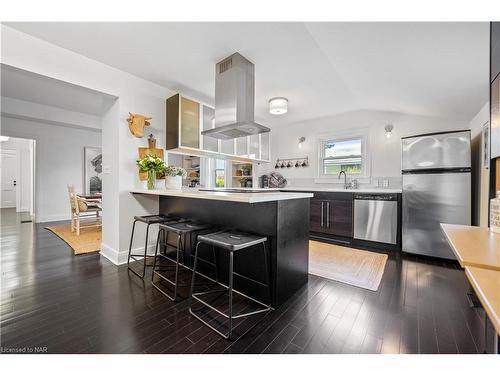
385,124,394,139
269,97,288,115
298,137,306,148
0,136,10,142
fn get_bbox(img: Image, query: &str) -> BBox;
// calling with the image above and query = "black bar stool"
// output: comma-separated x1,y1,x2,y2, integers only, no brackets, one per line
152,221,217,302
127,214,181,279
189,230,272,339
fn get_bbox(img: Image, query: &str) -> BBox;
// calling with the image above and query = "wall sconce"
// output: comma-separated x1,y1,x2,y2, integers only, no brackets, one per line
298,136,306,148
269,97,288,115
384,124,394,139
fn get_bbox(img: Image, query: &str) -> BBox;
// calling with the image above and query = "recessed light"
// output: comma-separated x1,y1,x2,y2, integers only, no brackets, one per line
269,97,288,115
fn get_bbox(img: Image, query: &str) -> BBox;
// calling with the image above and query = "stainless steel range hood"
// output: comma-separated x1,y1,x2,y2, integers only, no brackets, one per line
201,53,270,140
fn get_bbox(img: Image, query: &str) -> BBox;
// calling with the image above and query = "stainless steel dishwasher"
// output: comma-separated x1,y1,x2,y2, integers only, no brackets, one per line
353,193,398,244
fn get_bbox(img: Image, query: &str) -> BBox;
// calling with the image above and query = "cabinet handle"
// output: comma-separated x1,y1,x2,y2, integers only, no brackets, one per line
326,202,330,227
320,202,324,227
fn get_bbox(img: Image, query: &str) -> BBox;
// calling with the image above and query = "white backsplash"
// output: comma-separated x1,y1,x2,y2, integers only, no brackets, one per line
269,176,402,190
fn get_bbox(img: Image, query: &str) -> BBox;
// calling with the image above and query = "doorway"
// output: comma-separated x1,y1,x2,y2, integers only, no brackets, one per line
0,136,36,224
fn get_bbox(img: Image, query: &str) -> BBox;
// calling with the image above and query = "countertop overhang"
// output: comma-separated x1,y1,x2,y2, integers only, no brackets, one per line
130,188,313,203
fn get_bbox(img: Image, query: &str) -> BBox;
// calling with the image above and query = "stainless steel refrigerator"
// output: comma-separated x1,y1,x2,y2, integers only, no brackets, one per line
402,130,471,259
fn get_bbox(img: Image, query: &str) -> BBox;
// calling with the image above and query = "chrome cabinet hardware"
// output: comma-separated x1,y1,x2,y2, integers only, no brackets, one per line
326,202,330,227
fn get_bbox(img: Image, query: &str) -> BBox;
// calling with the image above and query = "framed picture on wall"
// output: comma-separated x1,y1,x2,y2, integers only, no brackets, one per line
84,147,102,194
482,122,490,169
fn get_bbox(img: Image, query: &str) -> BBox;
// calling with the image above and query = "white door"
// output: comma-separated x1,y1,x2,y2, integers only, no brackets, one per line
1,150,17,208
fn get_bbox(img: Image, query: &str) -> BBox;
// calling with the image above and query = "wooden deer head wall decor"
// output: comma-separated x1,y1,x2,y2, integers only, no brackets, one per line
127,113,152,138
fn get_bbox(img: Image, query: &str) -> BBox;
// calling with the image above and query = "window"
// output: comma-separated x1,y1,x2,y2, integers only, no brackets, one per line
319,136,367,177
214,159,226,187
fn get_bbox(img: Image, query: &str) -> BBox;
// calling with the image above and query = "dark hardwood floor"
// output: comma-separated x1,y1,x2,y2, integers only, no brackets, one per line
0,208,488,354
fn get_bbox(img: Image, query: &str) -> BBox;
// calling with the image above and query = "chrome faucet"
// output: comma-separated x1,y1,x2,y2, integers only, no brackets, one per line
338,171,347,188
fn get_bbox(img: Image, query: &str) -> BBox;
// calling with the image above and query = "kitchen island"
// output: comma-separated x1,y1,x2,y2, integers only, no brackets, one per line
131,188,313,307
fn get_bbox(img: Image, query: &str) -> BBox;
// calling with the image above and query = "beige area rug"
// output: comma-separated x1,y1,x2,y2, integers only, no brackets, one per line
45,224,101,255
309,240,388,291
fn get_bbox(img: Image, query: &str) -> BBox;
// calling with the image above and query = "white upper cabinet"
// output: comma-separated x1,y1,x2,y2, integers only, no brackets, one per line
166,93,270,163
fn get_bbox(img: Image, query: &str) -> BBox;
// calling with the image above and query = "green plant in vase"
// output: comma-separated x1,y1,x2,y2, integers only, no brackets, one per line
164,165,187,190
163,165,187,178
137,155,165,190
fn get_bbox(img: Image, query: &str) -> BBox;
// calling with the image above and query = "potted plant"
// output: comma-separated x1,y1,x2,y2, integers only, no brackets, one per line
164,165,187,190
137,155,165,190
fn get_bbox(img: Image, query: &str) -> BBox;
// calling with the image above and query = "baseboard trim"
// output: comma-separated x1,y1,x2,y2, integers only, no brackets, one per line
100,242,156,266
36,214,71,223
100,243,123,265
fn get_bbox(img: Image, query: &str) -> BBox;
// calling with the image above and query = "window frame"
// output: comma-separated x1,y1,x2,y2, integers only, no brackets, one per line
316,133,370,181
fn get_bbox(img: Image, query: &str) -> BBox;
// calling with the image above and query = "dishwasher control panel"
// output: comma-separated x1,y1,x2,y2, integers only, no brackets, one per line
353,193,398,201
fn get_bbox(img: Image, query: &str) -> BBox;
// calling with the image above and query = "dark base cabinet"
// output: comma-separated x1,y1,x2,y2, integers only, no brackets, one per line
309,192,353,237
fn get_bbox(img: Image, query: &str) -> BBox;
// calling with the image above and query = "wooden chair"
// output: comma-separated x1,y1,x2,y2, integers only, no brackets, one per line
67,185,102,235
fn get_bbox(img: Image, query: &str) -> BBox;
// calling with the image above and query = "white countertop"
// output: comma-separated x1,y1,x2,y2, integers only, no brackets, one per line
280,187,403,194
130,188,313,203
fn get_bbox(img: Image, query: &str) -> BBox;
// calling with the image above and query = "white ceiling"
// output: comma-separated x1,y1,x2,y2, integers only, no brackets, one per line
1,64,116,115
4,22,490,125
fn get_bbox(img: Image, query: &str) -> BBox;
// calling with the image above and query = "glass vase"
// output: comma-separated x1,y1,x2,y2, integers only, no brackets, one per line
146,170,156,190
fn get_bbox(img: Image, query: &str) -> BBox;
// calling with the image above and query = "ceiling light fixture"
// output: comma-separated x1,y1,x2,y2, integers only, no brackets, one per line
384,124,394,139
298,137,306,148
269,97,288,115
0,136,10,142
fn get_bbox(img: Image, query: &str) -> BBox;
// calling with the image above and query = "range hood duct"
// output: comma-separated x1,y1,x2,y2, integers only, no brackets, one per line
201,53,270,140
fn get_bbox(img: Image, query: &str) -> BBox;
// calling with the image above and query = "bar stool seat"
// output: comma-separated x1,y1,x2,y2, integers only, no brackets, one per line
152,220,217,301
127,214,181,280
196,231,267,251
189,230,272,339
161,221,212,236
133,214,179,224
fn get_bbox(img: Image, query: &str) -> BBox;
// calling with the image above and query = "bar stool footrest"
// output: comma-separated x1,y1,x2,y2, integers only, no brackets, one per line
191,287,272,320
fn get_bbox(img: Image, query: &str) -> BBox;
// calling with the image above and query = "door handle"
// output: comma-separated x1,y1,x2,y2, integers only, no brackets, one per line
13,180,16,186
326,202,330,227
320,202,324,227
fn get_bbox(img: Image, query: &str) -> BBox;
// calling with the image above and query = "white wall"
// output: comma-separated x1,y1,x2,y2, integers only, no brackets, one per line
1,96,101,132
1,25,175,264
258,109,469,188
0,136,32,211
1,116,101,222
